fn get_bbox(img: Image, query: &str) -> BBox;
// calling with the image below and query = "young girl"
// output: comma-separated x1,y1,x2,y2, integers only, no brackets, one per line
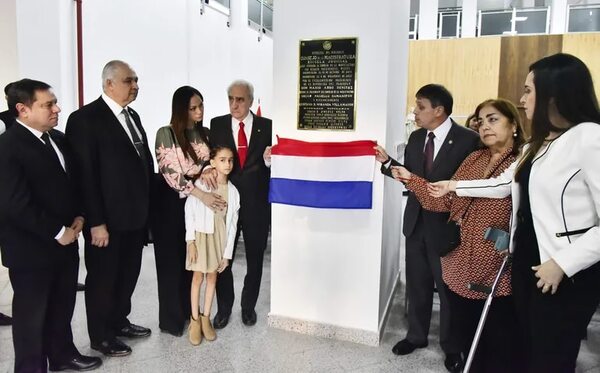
184,146,239,345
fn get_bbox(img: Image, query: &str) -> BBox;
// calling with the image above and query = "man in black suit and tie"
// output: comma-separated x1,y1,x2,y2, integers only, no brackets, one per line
206,80,272,328
0,79,101,372
66,61,153,357
0,81,15,327
375,84,479,372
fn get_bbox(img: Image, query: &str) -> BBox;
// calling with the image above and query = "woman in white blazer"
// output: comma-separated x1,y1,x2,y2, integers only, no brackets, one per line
430,54,600,373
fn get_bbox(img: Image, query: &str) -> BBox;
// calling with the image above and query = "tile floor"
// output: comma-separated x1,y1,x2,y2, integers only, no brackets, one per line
1,238,599,372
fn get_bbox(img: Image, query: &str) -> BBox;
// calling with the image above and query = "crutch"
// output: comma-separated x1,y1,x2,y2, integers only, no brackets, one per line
463,227,511,373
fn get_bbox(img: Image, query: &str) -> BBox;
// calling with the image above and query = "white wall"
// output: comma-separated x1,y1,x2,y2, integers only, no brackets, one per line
81,0,273,162
0,0,18,111
271,0,408,334
1,0,272,156
379,1,410,326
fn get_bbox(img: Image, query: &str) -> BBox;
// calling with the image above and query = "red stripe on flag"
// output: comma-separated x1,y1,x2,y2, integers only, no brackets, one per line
272,137,377,157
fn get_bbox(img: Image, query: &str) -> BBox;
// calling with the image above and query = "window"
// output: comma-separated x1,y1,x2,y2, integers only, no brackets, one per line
202,0,230,16
439,10,461,38
409,15,418,39
248,0,273,36
478,7,549,36
568,4,600,32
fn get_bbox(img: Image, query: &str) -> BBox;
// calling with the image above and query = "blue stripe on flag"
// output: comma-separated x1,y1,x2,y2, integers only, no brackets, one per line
269,178,372,209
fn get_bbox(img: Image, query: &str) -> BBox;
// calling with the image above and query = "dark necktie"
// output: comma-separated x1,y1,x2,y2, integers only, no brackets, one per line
122,109,149,178
423,132,435,175
41,132,62,168
238,122,248,168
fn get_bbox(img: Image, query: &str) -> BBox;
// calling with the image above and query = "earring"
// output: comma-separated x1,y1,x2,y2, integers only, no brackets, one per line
513,132,517,138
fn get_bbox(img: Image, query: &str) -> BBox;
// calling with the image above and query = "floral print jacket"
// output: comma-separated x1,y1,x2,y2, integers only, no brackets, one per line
155,125,210,198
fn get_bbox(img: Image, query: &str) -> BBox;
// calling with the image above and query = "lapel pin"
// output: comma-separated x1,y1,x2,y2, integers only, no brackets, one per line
448,140,453,145
258,129,261,133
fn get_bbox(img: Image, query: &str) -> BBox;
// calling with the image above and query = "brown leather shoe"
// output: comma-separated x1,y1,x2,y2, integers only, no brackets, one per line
201,314,216,341
188,316,201,345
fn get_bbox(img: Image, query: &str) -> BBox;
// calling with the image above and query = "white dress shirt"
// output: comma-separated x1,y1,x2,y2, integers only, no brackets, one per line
231,112,253,148
0,119,5,135
101,93,143,147
16,119,67,239
424,116,452,160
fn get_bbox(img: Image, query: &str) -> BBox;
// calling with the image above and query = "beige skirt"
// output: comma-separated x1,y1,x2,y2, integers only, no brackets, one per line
185,184,228,273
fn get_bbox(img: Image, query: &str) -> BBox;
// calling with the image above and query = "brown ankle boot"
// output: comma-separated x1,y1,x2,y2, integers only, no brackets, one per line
200,314,216,341
188,316,202,345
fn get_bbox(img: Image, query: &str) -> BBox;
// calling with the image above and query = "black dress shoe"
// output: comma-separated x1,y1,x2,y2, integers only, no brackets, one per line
49,354,102,371
116,323,151,338
0,312,12,326
444,353,463,373
241,310,257,326
213,313,230,329
391,339,428,355
76,283,85,292
90,339,132,357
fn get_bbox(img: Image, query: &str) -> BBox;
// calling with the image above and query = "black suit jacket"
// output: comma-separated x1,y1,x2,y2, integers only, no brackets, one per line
66,97,154,231
0,124,80,269
209,113,272,224
0,109,15,130
383,121,479,252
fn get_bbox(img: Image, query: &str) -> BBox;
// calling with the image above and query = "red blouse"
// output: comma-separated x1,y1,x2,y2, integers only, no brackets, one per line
406,148,516,299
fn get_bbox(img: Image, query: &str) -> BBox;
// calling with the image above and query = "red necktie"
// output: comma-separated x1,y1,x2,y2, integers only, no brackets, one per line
238,122,248,168
423,132,435,175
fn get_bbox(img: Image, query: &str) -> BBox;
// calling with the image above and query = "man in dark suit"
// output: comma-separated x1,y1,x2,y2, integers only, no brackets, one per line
0,79,101,372
206,79,272,328
0,82,15,327
375,84,479,373
66,61,154,357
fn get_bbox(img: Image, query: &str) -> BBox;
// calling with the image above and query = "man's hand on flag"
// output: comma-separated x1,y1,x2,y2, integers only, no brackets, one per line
373,145,389,164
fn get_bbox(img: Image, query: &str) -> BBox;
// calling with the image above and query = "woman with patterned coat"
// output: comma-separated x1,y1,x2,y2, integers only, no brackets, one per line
392,98,525,372
153,86,225,336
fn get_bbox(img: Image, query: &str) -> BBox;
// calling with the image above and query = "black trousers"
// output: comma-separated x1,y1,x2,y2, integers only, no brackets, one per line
446,287,522,372
9,250,79,373
215,214,269,315
84,228,144,344
404,216,457,353
151,177,192,333
512,257,600,373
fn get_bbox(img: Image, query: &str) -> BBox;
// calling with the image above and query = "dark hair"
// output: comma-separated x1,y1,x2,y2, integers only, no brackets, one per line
416,84,453,115
209,145,234,160
465,113,477,128
518,54,600,175
474,98,525,156
169,86,209,163
6,79,51,117
4,82,14,96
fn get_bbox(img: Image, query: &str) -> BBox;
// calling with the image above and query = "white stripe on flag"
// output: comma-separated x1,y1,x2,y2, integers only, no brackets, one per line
271,155,375,182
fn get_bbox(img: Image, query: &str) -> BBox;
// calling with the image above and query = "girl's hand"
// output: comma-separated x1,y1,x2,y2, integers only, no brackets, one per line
187,241,197,263
532,259,565,295
390,165,412,182
217,259,229,273
428,180,456,198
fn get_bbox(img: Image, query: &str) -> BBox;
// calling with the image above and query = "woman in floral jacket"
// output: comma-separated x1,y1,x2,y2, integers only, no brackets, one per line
153,86,223,336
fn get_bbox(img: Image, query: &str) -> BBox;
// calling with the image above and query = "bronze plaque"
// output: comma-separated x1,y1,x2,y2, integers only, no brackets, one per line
298,37,357,131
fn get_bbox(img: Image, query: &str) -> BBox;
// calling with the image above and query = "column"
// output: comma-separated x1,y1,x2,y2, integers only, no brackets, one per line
270,0,410,346
419,0,439,40
550,0,568,34
462,0,478,38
